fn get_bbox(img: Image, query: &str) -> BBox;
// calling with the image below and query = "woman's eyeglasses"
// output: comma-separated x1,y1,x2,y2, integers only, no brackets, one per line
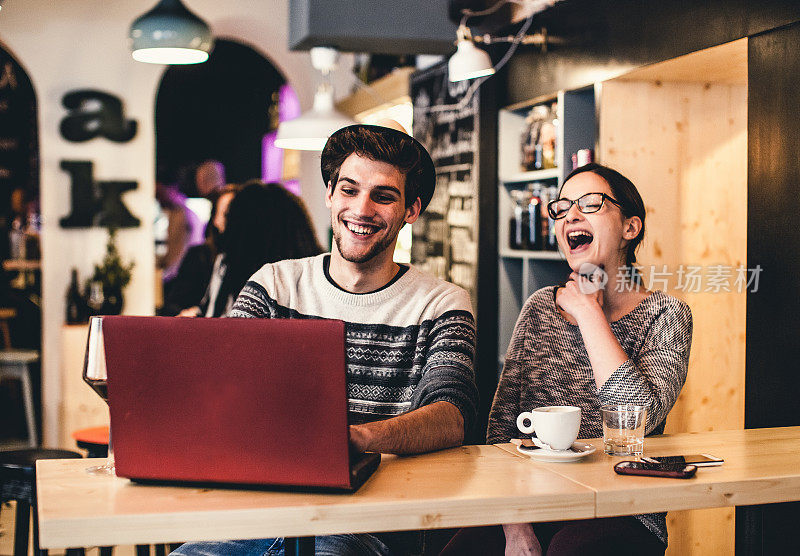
547,192,623,220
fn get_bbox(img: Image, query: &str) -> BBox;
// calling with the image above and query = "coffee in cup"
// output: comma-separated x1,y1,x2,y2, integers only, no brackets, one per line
516,406,581,451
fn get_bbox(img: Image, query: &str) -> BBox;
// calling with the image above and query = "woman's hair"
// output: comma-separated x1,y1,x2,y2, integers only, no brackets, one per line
206,183,243,254
561,163,646,267
217,181,323,306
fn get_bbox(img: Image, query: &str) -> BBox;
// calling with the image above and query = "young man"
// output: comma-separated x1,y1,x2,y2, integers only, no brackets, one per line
173,122,478,556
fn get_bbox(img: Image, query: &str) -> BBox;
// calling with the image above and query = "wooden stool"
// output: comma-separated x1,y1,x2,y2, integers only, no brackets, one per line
0,350,40,448
0,449,83,556
0,307,18,349
71,426,109,458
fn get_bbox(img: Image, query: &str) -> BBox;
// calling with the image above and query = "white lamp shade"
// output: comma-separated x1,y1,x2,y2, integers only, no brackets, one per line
274,88,356,151
448,39,495,82
129,0,213,65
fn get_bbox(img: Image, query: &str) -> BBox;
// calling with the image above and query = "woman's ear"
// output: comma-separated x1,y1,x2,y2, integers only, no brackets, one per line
622,216,642,241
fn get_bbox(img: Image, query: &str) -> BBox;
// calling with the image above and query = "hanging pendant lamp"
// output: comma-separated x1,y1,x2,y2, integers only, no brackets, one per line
274,47,356,151
129,0,213,65
274,84,356,151
448,25,495,82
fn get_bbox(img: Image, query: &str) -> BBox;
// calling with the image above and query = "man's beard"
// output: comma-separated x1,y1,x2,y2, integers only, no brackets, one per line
332,221,399,264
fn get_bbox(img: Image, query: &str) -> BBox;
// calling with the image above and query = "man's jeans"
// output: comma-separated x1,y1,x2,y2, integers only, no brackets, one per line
170,533,392,555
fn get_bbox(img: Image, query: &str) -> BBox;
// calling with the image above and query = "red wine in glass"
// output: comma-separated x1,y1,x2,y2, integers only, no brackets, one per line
84,378,108,403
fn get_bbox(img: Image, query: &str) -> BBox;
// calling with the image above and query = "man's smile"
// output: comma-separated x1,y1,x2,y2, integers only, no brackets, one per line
345,220,382,236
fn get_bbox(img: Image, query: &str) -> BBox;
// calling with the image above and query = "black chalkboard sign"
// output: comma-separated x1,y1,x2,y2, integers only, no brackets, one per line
0,46,39,260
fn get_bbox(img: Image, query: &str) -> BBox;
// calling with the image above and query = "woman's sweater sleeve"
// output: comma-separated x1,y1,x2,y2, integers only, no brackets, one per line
598,299,693,434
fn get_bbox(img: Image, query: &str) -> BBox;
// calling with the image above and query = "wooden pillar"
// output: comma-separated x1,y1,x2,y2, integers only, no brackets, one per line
738,20,800,555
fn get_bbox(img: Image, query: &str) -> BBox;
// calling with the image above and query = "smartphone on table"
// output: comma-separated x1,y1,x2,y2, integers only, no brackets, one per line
614,460,697,479
641,454,724,467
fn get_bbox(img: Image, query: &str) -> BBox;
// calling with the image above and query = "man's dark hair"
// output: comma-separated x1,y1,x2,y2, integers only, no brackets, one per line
321,126,427,208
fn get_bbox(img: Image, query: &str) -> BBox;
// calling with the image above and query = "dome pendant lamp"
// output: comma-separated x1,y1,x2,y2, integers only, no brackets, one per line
274,47,356,151
448,25,495,82
129,0,213,65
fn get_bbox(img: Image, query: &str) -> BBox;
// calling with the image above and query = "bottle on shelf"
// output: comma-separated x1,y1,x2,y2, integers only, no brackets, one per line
66,268,87,324
24,212,41,261
546,184,560,250
538,183,552,249
572,148,594,170
509,189,530,250
577,148,593,167
533,144,544,170
86,280,104,318
527,183,542,250
9,219,25,260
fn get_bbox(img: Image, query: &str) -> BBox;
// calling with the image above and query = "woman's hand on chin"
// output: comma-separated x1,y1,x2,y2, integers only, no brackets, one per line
556,272,605,322
502,523,542,556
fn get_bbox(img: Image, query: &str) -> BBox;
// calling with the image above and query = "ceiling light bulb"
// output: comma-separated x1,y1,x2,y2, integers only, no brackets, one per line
309,46,340,74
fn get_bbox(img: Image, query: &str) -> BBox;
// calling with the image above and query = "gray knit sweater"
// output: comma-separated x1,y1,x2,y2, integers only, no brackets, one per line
230,254,479,433
487,286,693,545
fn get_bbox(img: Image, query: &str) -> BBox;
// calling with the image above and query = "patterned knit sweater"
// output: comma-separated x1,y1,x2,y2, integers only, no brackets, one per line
230,254,479,432
487,286,693,545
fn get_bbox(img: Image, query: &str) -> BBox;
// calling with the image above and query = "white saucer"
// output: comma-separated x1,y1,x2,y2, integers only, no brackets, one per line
516,441,596,462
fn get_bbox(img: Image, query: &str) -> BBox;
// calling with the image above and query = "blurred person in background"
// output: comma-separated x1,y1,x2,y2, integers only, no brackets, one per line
195,159,226,198
155,176,205,290
178,181,322,318
160,184,241,316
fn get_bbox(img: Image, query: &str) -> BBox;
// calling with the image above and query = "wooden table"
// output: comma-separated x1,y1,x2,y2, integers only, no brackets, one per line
496,426,800,516
36,427,800,551
35,444,593,549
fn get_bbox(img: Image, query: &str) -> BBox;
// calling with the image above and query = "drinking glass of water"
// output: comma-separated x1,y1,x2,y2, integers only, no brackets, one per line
601,404,646,457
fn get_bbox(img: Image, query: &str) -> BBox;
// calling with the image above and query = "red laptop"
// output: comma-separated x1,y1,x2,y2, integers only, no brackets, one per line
100,316,380,491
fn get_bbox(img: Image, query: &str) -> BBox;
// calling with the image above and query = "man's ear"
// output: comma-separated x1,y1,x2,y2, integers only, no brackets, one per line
404,197,422,225
325,180,334,209
622,216,642,241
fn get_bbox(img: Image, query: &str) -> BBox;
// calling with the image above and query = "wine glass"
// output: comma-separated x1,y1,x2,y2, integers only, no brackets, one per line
82,316,114,475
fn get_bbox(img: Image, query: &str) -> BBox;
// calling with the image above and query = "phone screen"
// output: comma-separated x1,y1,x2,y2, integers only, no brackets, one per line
645,454,723,466
614,460,697,478
623,461,691,472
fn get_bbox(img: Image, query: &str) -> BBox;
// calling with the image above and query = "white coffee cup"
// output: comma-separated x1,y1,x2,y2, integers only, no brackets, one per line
516,406,581,451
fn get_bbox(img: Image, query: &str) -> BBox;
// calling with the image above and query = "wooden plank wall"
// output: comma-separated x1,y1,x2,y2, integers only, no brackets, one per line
599,78,747,555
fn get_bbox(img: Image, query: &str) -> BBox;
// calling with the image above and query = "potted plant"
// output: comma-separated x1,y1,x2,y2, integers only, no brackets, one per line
91,227,135,315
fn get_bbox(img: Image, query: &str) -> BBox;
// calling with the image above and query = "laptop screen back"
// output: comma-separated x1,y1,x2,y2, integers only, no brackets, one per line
102,316,352,489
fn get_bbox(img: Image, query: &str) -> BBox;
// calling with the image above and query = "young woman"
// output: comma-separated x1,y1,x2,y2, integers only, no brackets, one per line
162,183,241,316
179,181,323,318
442,163,693,555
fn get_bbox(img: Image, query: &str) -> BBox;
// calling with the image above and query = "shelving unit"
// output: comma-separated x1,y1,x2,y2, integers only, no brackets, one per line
496,87,596,365
410,61,499,437
410,62,485,302
335,67,414,118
